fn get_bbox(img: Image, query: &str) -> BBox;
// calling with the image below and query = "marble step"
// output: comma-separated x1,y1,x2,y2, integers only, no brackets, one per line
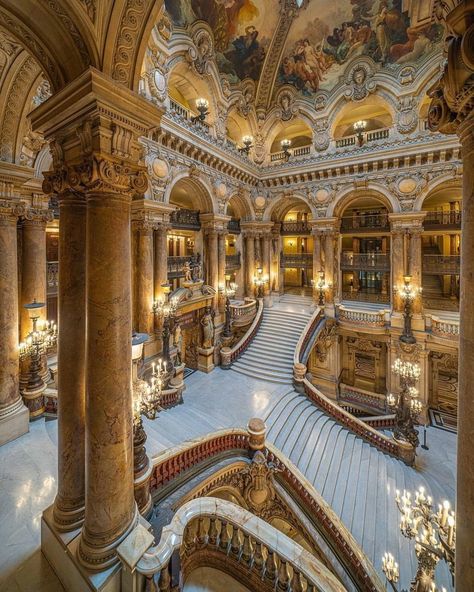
232,358,293,380
250,339,296,354
258,326,305,338
239,351,293,366
260,319,309,331
230,364,293,384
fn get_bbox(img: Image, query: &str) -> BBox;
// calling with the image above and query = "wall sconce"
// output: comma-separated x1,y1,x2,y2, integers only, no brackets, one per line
353,120,367,146
191,98,209,123
239,135,254,155
288,240,294,247
281,138,292,161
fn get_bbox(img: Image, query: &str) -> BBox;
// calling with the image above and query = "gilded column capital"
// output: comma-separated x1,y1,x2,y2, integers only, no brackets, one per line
132,208,168,232
389,212,426,233
0,199,25,224
22,206,54,226
428,0,474,134
43,155,148,199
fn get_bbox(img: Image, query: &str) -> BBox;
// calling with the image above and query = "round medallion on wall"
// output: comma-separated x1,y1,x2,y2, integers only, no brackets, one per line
154,71,166,93
215,182,227,198
254,195,266,209
315,188,329,203
152,158,169,178
398,178,417,194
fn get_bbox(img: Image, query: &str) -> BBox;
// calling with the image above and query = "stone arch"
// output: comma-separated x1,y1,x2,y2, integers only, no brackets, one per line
329,186,400,217
165,171,216,214
226,191,254,221
264,193,316,222
414,176,463,212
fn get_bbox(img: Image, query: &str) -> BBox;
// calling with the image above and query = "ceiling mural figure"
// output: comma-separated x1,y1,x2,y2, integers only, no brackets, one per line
165,0,279,83
278,0,443,96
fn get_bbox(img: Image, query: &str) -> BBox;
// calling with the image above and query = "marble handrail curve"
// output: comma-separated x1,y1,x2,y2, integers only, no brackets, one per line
293,307,324,368
136,497,347,592
148,428,385,592
220,297,264,368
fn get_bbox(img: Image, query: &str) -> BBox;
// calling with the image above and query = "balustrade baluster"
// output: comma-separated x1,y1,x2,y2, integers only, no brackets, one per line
208,517,218,547
241,533,253,564
158,563,171,592
277,558,290,590
265,549,277,582
230,524,241,556
219,519,230,551
291,569,305,592
146,575,159,592
253,540,264,573
197,517,207,547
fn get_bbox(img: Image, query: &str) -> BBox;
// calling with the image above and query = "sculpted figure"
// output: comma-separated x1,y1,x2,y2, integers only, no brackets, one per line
201,307,215,349
183,260,192,282
173,322,183,366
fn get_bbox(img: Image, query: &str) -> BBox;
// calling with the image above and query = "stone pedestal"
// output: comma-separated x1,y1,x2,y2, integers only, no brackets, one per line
198,346,215,373
220,346,232,369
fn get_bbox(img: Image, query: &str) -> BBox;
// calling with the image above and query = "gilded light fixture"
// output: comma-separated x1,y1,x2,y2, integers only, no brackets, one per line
191,97,209,123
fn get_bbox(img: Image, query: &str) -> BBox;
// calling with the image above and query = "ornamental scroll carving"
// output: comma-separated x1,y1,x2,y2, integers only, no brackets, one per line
314,319,337,363
187,27,214,76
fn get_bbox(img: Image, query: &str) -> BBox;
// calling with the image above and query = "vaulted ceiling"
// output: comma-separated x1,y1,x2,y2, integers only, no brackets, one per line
165,0,442,109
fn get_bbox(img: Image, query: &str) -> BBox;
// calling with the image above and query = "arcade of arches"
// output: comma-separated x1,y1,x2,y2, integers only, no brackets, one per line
0,1,473,592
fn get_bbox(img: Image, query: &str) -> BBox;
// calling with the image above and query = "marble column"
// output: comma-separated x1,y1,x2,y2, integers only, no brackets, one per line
324,231,335,304
408,226,423,315
312,230,322,302
0,201,29,446
391,229,405,313
218,231,226,289
245,232,255,297
254,234,261,267
271,228,281,293
206,228,219,306
52,192,86,530
78,187,136,569
134,220,154,334
262,233,271,298
154,223,169,301
20,212,48,340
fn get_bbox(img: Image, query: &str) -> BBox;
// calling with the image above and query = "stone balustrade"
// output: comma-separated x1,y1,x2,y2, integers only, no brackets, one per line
131,497,347,592
429,315,460,340
47,261,59,294
338,383,388,414
142,426,383,592
220,299,264,368
337,305,387,327
230,298,257,320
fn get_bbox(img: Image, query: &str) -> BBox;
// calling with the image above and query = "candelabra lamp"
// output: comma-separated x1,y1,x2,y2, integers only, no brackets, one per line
19,299,57,416
281,138,292,161
354,119,367,146
388,358,423,449
312,269,328,307
220,276,238,339
239,135,253,155
191,98,209,123
253,267,267,299
396,274,421,344
153,283,179,368
382,487,454,592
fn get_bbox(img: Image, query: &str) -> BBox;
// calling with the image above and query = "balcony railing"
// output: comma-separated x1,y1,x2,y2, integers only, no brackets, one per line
423,255,460,275
170,208,201,230
167,256,188,278
227,218,241,234
337,304,387,327
340,212,389,232
270,145,311,162
429,315,460,340
340,252,390,271
338,383,388,414
225,252,241,270
424,210,461,230
281,220,310,235
168,98,211,132
342,290,390,304
280,253,313,268
47,261,58,294
335,127,390,149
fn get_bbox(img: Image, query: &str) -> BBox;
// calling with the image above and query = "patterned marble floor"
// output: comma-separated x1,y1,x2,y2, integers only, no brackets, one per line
0,300,457,591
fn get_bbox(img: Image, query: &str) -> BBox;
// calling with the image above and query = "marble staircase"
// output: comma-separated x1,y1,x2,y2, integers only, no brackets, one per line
264,390,454,591
231,299,312,384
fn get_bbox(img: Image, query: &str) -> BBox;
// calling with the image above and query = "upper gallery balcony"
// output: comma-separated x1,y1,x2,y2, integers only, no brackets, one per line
227,218,241,234
340,252,390,272
170,208,201,230
423,210,462,230
280,220,310,235
340,212,390,233
280,253,313,268
423,255,460,275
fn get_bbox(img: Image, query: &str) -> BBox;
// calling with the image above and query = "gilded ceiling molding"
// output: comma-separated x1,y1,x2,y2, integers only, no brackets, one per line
0,7,63,89
78,0,96,22
44,0,91,67
0,55,40,163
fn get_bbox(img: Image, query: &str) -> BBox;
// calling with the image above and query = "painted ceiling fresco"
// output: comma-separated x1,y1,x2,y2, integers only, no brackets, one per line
165,0,443,96
165,0,279,82
279,0,443,95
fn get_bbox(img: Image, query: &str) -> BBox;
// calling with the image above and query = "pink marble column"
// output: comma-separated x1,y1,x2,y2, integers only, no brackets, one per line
391,230,405,313
245,232,255,297
206,228,219,303
154,223,169,301
218,231,226,289
0,201,29,446
134,221,154,334
262,233,271,297
20,213,48,340
53,192,86,530
78,189,136,569
408,226,423,315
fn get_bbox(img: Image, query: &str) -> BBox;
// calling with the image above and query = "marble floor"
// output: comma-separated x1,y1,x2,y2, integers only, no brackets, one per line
0,300,457,591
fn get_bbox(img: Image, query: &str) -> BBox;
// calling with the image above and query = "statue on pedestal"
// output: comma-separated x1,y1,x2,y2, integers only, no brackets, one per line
173,322,183,366
183,260,192,282
191,253,202,282
200,306,215,349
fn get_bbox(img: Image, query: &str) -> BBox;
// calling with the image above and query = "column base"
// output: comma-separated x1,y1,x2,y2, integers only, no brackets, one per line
21,382,47,418
42,505,152,592
198,346,215,373
0,398,29,446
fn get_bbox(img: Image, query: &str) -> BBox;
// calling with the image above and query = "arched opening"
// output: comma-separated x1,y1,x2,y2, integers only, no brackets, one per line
339,195,391,305
268,118,312,162
167,177,214,291
168,62,215,126
226,108,253,151
421,184,462,311
272,197,313,296
332,97,393,149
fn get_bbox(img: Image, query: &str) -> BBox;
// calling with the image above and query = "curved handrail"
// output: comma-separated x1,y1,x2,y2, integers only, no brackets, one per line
149,428,385,592
136,497,346,592
220,298,264,368
293,307,324,368
230,297,257,319
302,378,414,465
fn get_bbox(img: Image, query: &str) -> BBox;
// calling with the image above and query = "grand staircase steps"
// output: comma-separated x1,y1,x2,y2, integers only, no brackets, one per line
263,390,454,591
